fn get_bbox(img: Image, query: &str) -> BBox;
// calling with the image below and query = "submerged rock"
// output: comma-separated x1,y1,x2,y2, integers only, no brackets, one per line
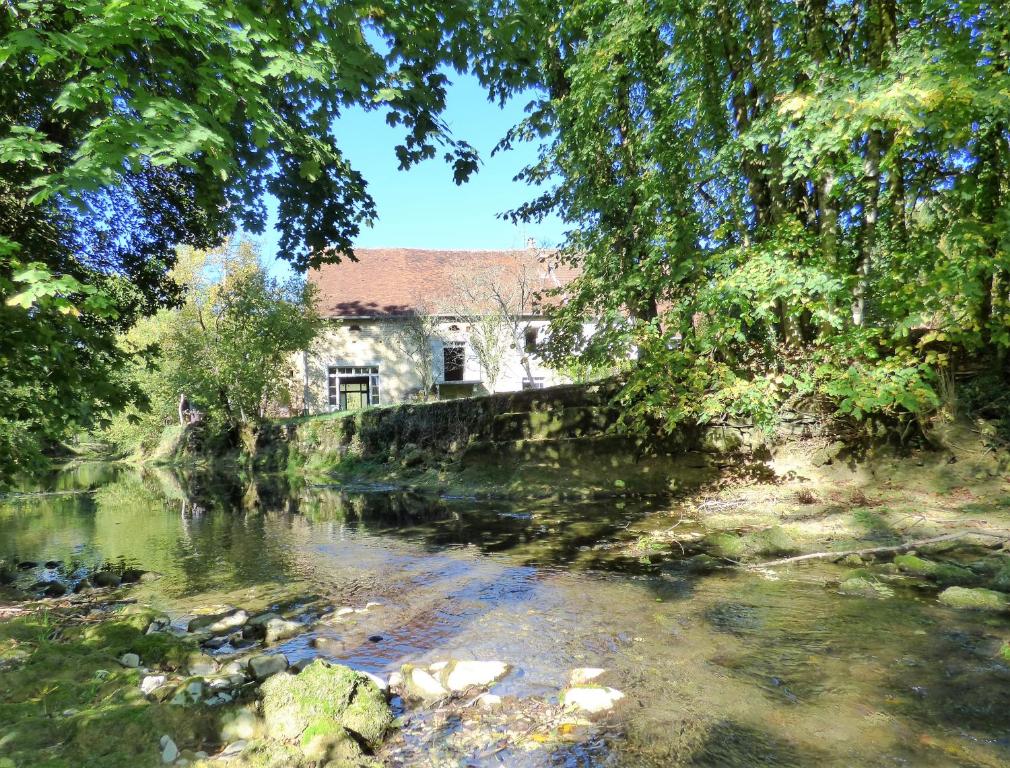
838,576,894,599
31,580,66,597
561,686,625,714
260,659,392,760
938,587,1010,612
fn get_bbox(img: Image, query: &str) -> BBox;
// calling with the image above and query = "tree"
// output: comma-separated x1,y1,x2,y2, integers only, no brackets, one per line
389,294,443,401
0,0,478,479
105,240,320,453
445,256,541,391
471,0,1010,435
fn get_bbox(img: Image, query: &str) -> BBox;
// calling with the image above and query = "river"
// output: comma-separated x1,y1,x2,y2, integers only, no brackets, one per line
2,463,1009,766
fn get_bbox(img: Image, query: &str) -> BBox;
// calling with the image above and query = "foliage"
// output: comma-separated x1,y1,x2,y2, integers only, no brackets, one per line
0,0,477,481
473,0,1010,436
104,241,320,453
388,296,443,400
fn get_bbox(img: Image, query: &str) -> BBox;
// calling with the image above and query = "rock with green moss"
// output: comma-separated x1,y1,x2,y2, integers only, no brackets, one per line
746,526,798,557
704,532,748,559
894,554,976,587
260,659,392,761
837,576,894,599
938,586,1010,612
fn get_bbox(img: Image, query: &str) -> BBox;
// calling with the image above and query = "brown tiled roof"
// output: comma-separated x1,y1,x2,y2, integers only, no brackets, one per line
308,248,577,318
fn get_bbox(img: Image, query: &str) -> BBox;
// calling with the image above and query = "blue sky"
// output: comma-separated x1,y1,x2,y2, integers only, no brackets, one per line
253,74,564,277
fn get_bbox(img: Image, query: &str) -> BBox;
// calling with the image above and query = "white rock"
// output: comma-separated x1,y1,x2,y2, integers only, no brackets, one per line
141,675,168,695
221,740,248,757
442,660,510,692
119,653,140,668
476,693,502,708
360,670,388,692
334,607,355,617
402,665,448,700
569,667,607,686
160,735,178,763
387,671,403,689
248,653,288,680
364,601,383,609
561,686,625,714
206,610,248,634
428,661,448,672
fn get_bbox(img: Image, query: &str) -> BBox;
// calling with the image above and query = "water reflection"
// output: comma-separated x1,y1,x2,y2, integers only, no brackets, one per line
3,466,1010,767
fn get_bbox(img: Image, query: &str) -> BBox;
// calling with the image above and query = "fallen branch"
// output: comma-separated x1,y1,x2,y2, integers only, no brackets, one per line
747,531,1008,570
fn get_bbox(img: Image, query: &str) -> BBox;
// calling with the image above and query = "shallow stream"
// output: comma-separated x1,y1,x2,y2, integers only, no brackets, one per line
3,464,1010,766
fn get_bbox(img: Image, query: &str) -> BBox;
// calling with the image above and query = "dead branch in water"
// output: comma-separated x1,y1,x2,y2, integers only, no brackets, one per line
747,531,1009,569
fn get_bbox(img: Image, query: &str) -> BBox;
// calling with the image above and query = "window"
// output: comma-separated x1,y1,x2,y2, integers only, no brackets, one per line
522,376,546,390
327,366,379,410
524,326,538,352
443,342,465,382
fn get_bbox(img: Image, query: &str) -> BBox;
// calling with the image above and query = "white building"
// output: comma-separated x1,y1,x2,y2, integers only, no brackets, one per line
297,247,582,414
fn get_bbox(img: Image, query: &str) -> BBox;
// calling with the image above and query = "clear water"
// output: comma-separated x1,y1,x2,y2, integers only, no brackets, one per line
3,464,1010,766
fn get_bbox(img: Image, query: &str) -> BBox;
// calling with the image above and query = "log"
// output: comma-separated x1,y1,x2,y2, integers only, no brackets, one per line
747,531,1008,569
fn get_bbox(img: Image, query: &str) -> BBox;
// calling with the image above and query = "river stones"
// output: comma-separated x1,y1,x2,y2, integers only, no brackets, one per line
399,664,448,701
838,576,894,599
569,667,607,686
938,586,1010,612
92,571,122,588
248,653,289,680
204,609,248,635
141,674,168,695
119,652,141,668
31,580,66,597
187,608,238,633
894,554,977,586
260,659,392,761
441,660,510,692
160,735,178,764
264,617,304,645
560,686,625,714
220,706,262,741
186,653,218,676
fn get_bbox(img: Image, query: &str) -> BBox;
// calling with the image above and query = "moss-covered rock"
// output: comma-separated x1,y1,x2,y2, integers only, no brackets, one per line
838,576,894,599
893,554,977,586
937,586,1010,612
746,526,798,557
703,532,748,559
260,660,392,757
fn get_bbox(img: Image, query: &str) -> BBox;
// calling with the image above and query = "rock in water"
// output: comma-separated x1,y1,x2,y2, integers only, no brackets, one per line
92,571,122,588
264,617,303,645
249,653,289,680
260,659,392,761
399,664,448,701
205,610,248,635
569,667,607,686
938,586,1010,612
838,576,894,599
561,686,625,714
119,653,141,668
440,660,510,692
